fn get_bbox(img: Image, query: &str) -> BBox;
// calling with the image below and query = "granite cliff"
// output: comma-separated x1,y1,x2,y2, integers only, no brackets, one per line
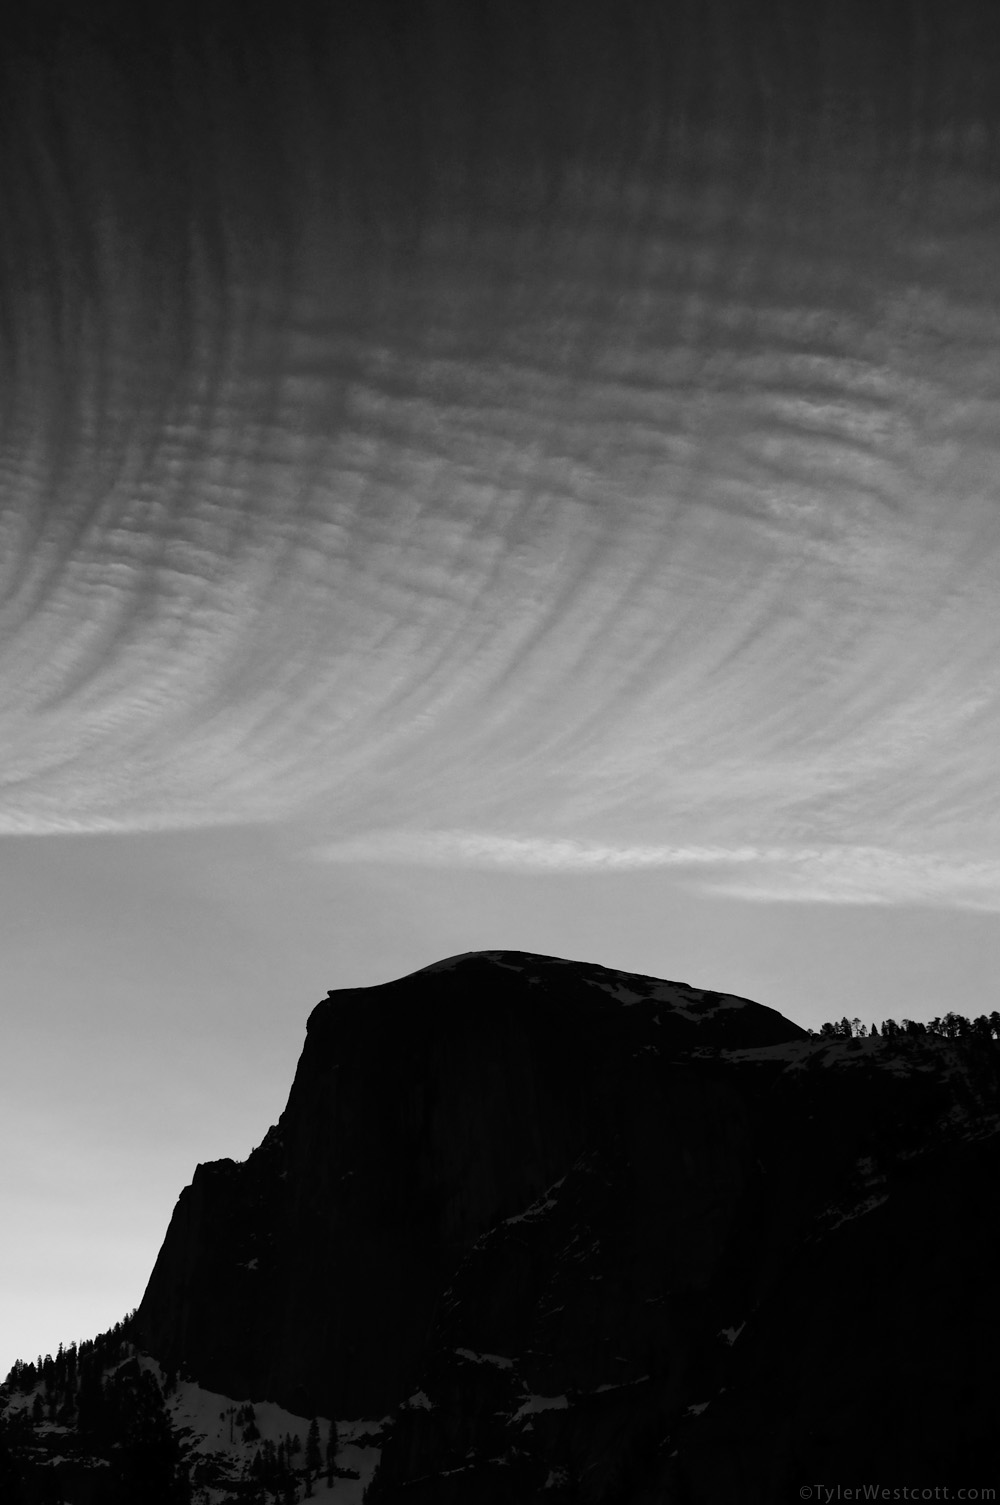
4,950,999,1502
134,950,807,1425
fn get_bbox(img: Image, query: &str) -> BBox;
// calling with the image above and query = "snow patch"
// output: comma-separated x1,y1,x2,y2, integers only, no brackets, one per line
822,1192,890,1231
483,953,531,973
592,1375,650,1394
719,1040,814,1063
454,1349,514,1369
137,1359,385,1503
596,981,647,1005
512,1394,569,1420
503,1176,566,1225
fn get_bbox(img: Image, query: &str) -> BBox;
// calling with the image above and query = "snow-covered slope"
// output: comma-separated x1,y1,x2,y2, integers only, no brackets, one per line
1,1341,386,1503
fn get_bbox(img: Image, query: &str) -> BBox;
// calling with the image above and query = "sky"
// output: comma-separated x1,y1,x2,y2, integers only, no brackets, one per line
1,1,999,1378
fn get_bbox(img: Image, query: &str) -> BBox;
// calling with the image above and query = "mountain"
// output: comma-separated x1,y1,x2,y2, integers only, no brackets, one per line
3,950,999,1503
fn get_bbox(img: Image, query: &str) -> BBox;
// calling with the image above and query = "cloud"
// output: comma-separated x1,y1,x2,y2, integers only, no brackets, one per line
310,831,767,870
308,831,1000,912
699,847,1000,912
2,132,1000,917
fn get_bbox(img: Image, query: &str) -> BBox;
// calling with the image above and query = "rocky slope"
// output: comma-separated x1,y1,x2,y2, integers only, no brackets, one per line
4,950,999,1502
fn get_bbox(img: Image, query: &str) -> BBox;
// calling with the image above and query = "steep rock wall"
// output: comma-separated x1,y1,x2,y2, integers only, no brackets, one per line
135,952,805,1420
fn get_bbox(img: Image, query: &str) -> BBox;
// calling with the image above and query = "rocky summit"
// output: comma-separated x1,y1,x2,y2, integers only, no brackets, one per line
3,950,999,1503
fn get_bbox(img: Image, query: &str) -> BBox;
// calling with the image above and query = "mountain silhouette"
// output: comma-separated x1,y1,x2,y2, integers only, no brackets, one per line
3,951,999,1502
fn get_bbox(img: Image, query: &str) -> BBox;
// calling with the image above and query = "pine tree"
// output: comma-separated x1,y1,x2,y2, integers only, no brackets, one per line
306,1418,321,1478
325,1418,338,1483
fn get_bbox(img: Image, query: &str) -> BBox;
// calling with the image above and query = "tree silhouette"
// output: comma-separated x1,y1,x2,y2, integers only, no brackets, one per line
304,1414,320,1498
813,1009,1000,1042
325,1417,339,1482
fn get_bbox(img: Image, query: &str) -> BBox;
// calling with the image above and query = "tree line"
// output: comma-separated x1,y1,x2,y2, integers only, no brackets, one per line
809,1010,1000,1040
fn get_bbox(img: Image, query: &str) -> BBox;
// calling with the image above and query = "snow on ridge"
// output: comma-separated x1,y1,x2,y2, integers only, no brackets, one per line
503,1176,567,1225
409,952,780,1033
454,1349,515,1369
584,968,766,1023
581,969,701,1013
687,992,751,1013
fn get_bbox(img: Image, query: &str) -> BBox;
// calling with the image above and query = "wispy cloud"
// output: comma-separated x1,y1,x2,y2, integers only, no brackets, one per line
309,831,1000,912
2,146,1000,911
310,831,767,870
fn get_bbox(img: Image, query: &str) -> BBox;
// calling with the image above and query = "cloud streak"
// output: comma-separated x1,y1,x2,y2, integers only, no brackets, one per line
310,833,1000,912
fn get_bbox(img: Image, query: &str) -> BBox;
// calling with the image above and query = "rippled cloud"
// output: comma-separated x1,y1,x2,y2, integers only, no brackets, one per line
1,10,999,912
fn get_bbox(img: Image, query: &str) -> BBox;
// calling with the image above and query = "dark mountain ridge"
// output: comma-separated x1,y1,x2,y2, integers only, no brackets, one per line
4,950,998,1502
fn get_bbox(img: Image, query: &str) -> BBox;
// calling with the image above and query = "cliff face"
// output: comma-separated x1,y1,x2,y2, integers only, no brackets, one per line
133,951,1000,1500
136,952,800,1418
